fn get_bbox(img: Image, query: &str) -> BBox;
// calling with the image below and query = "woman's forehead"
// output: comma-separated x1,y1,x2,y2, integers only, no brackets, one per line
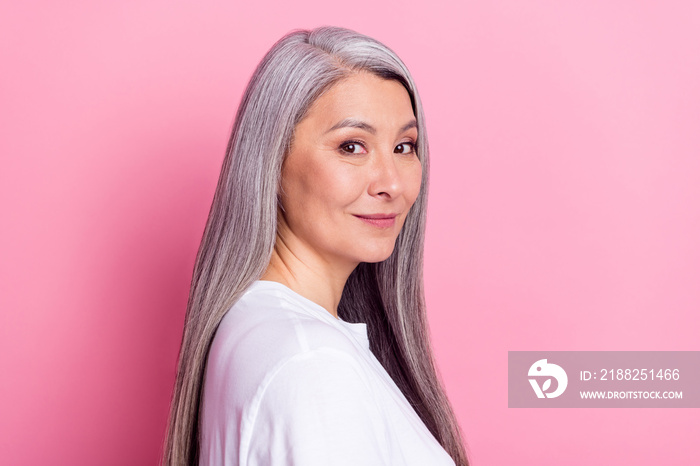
300,73,416,134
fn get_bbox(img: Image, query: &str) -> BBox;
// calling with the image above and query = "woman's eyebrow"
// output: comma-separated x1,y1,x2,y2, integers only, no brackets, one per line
400,120,418,133
325,118,417,135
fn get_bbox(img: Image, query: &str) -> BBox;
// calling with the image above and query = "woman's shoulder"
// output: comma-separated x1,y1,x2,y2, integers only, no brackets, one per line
205,280,366,394
200,283,391,466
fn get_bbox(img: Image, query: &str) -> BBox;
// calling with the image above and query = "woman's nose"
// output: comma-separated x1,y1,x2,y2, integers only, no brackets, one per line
367,149,402,198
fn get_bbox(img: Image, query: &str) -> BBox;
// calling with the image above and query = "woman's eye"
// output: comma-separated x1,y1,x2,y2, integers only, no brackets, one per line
340,142,366,154
394,142,416,154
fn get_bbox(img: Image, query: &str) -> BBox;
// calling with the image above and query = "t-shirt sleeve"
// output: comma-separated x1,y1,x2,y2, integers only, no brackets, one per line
242,347,392,466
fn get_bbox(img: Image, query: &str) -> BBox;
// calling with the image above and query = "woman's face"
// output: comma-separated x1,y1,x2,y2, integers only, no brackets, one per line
278,72,423,270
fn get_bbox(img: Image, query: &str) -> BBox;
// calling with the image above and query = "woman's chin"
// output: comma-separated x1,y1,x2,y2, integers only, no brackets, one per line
357,245,397,264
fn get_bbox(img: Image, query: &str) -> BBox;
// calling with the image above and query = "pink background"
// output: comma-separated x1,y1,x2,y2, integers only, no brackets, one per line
1,2,698,465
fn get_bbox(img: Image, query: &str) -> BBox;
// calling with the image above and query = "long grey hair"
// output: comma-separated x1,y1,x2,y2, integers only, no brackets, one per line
164,26,469,466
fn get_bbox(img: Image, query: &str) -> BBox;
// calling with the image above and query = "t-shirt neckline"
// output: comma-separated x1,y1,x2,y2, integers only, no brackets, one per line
248,279,370,347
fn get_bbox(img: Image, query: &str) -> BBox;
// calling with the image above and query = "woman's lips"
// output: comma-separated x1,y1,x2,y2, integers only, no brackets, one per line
353,213,398,228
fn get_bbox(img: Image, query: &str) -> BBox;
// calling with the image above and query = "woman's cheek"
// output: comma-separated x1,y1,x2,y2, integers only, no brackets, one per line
406,162,424,203
322,164,365,199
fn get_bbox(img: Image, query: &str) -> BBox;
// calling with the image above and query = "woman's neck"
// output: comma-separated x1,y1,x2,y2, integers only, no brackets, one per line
261,241,357,319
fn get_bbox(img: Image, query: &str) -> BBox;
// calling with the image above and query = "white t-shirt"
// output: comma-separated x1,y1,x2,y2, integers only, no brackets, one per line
199,280,456,466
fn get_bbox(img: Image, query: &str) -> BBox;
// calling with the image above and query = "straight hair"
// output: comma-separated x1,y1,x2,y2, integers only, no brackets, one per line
164,26,469,466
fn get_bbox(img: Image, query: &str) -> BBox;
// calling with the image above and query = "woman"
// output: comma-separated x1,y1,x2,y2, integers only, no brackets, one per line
165,26,469,466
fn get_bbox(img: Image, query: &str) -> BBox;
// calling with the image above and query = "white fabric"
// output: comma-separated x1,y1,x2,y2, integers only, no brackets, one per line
200,280,456,466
